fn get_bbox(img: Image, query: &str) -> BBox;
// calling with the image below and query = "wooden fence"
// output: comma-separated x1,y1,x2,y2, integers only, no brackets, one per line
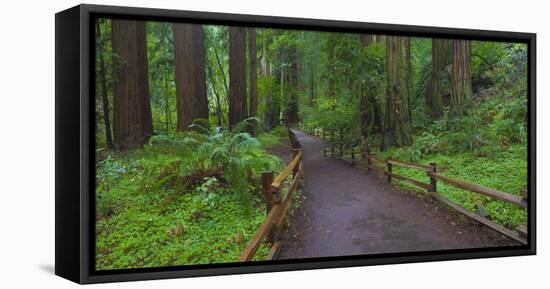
239,129,304,261
300,124,528,245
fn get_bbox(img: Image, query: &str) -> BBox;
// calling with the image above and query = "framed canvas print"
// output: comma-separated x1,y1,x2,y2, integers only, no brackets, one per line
55,4,536,284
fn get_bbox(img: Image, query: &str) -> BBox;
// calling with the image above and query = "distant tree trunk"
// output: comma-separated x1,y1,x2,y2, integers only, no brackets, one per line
111,20,152,150
228,27,248,127
360,34,374,46
207,62,224,127
161,29,173,132
261,36,275,131
327,41,336,100
426,39,450,119
173,23,209,131
382,36,412,150
96,20,113,149
248,28,258,134
213,45,229,95
136,23,154,138
450,39,472,118
360,84,382,140
359,36,382,141
286,46,299,125
309,67,316,105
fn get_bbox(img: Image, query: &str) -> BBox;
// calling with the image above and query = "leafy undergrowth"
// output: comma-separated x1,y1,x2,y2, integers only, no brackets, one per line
96,126,288,270
371,95,528,229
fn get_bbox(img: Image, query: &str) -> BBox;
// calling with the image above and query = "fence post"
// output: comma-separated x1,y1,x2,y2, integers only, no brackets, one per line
270,185,281,244
292,149,300,177
351,147,355,165
386,158,392,183
428,162,437,193
262,172,274,215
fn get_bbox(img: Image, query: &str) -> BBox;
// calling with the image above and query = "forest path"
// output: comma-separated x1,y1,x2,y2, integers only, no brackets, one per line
278,130,516,259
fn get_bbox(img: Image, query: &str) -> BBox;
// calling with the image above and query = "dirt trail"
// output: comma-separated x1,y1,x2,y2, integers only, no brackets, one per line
278,130,517,259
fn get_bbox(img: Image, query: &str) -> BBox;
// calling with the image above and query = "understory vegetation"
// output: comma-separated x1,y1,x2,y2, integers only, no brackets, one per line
373,94,527,228
95,126,287,270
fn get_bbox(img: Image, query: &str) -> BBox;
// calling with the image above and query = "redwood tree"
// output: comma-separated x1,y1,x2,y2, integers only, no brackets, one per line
426,38,451,119
382,35,412,150
450,39,472,118
173,23,209,130
111,20,153,150
228,26,248,127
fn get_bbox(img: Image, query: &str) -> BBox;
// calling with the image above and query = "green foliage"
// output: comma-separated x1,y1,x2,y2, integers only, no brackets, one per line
96,124,286,269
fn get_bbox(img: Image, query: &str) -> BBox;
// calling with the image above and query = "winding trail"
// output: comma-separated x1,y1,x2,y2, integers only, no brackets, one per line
278,130,516,259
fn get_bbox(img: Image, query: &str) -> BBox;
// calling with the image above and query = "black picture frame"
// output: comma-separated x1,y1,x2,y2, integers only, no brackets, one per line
55,4,536,284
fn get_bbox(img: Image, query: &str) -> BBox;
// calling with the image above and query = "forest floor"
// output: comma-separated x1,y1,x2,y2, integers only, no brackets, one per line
266,137,294,164
278,130,519,259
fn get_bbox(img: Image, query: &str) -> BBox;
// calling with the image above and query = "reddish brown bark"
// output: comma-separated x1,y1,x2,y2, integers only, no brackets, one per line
382,36,412,149
228,26,248,127
426,38,450,119
173,23,209,131
450,39,472,118
111,20,153,150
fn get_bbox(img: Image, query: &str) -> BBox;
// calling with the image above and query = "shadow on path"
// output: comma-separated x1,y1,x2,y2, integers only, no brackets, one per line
279,130,518,259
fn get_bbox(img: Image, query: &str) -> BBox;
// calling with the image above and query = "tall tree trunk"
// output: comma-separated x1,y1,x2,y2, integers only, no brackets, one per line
173,23,209,131
248,28,258,134
426,38,450,119
382,36,412,150
111,20,152,150
228,27,248,127
96,20,113,149
450,39,472,118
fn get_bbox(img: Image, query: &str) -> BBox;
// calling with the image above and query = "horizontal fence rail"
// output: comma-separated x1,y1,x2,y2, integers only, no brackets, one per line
239,129,304,262
299,123,528,245
429,172,527,208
